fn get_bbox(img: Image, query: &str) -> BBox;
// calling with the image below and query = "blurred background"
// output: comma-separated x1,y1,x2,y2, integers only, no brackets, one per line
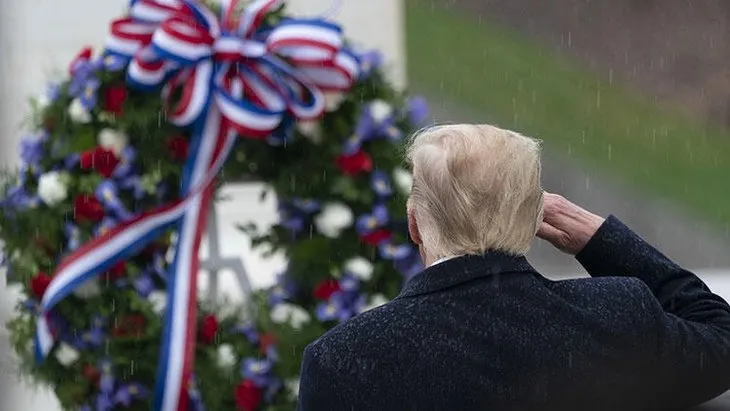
1,0,730,409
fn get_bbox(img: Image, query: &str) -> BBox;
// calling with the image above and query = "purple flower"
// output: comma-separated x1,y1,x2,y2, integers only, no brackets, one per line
113,383,149,407
96,180,135,221
241,358,273,388
187,375,206,411
231,323,260,345
338,274,360,293
68,58,101,109
268,272,296,306
113,147,137,179
406,96,430,126
64,153,80,169
265,344,279,362
22,299,40,315
278,198,320,235
394,247,424,280
1,185,40,211
18,133,46,171
343,103,403,155
317,290,364,323
77,315,106,349
65,222,82,252
370,170,393,198
378,242,413,261
265,378,283,402
358,50,383,79
133,269,156,297
356,204,389,236
100,54,126,72
315,297,343,322
94,216,119,238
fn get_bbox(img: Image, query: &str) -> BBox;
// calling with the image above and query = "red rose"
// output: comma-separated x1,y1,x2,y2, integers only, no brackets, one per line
166,136,190,162
259,333,277,356
103,85,128,116
199,314,219,344
234,380,263,411
313,279,340,301
361,229,392,246
83,364,101,385
74,195,106,222
112,314,146,338
30,272,52,299
107,261,127,280
79,147,119,178
335,150,373,176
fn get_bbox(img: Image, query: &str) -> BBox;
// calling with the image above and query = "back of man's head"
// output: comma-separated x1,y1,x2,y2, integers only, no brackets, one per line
406,124,543,258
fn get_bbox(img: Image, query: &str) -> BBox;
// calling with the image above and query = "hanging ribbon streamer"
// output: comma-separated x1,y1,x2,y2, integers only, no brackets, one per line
34,1,359,410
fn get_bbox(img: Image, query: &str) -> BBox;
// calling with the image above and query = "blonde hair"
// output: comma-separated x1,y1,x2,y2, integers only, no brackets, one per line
405,124,544,257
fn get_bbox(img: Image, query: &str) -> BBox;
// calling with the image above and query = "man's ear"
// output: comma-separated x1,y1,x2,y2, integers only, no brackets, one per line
407,204,423,246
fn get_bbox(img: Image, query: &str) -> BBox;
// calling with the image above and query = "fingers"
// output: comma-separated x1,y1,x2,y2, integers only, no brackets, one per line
536,221,564,242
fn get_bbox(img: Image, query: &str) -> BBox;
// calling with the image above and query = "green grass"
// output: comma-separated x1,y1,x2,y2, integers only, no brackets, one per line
405,1,730,226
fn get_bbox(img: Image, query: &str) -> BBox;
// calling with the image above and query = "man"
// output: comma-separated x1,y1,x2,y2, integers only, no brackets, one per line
297,124,730,411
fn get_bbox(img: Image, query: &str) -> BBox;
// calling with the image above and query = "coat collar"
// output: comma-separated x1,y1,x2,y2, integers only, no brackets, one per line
397,252,538,298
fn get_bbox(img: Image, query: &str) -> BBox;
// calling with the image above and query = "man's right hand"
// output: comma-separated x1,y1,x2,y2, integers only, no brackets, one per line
536,193,606,255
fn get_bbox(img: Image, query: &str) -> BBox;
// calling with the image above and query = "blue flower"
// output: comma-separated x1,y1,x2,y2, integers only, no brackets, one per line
64,222,82,252
268,272,296,306
133,269,156,297
342,101,403,155
370,170,393,198
96,180,135,221
231,323,260,345
278,198,320,236
113,383,149,407
378,242,413,261
94,216,119,238
407,96,430,126
76,315,106,349
19,133,47,171
187,375,207,411
100,54,126,72
241,358,273,388
358,50,383,79
394,247,425,280
356,204,389,236
1,185,40,211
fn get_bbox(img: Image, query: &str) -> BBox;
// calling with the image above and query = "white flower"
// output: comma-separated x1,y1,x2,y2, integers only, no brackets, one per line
324,92,346,112
37,171,69,206
314,202,354,238
165,233,179,263
36,94,51,110
369,99,393,123
98,128,128,155
67,98,91,124
270,303,311,330
217,343,237,368
73,278,101,299
296,120,323,145
344,257,374,281
285,377,300,399
392,168,413,194
147,291,167,315
361,294,389,313
54,343,80,367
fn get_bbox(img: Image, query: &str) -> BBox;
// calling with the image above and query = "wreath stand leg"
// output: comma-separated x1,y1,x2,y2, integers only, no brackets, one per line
199,205,254,303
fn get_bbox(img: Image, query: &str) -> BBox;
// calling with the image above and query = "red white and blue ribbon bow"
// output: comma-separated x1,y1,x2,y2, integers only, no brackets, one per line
34,1,359,410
